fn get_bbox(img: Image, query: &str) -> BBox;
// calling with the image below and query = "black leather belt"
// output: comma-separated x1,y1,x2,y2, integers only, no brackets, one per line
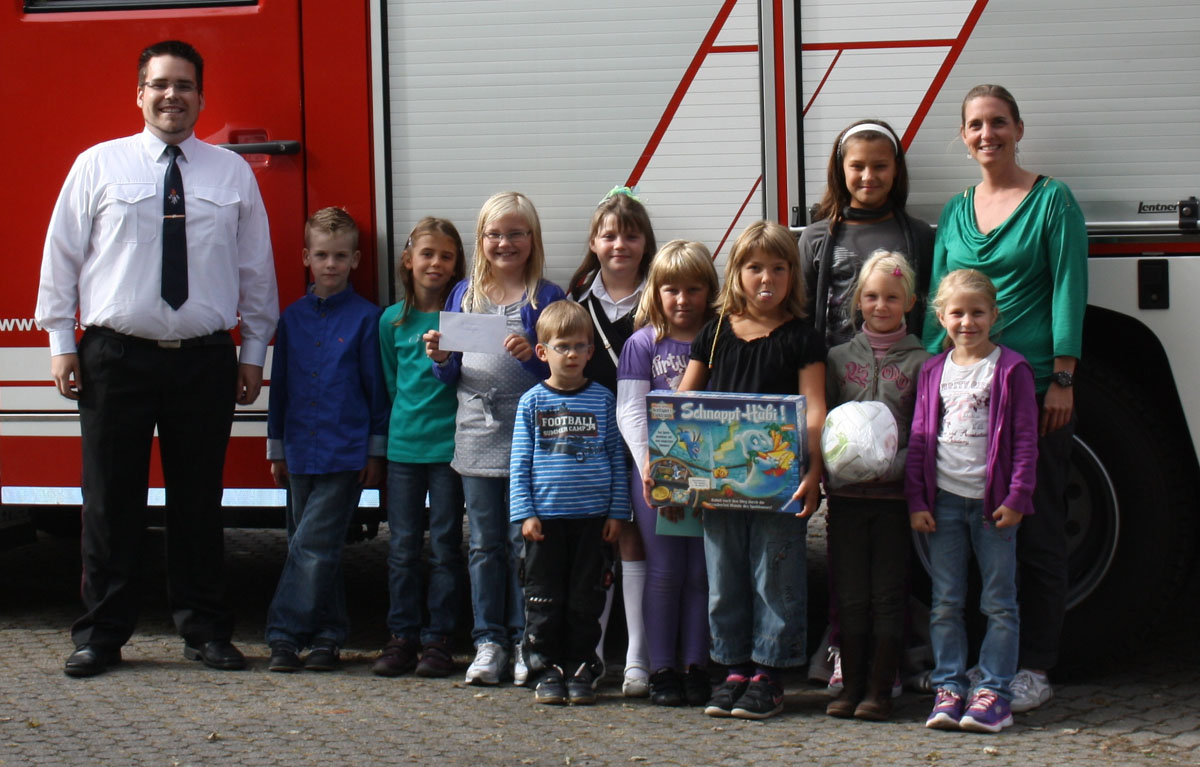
87,325,233,349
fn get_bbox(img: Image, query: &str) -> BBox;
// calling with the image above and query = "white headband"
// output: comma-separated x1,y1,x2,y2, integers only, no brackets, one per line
838,123,899,156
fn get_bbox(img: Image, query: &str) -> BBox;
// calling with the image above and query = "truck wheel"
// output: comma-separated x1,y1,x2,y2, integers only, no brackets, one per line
1056,361,1197,672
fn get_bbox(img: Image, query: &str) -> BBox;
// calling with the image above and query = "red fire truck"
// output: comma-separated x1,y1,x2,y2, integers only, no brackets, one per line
2,0,1197,665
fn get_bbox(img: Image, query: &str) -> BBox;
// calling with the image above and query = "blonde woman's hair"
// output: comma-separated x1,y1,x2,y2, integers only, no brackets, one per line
635,240,719,341
932,268,1000,348
463,191,546,313
848,249,917,319
717,221,807,319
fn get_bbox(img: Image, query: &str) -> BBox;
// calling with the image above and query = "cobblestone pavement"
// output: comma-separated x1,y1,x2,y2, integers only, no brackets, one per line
2,522,1197,767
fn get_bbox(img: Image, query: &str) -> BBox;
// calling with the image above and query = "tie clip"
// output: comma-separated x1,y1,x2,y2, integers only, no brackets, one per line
163,214,187,219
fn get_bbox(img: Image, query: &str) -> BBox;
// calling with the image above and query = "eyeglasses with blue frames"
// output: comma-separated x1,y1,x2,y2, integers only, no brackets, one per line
482,230,531,244
546,342,593,356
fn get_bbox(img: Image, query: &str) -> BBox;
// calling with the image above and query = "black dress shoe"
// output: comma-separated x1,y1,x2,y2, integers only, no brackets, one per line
184,640,246,670
64,645,121,678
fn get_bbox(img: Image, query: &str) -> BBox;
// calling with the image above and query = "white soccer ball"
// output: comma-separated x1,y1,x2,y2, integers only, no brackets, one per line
821,401,898,486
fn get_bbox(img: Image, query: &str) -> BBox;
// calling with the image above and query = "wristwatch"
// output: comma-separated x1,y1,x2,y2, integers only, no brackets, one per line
1050,370,1075,388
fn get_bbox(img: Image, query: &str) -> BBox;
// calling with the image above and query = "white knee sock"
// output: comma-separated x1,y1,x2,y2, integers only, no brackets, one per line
622,559,648,676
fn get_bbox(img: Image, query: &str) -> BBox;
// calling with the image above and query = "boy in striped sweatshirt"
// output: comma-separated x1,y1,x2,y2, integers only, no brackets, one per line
509,300,630,705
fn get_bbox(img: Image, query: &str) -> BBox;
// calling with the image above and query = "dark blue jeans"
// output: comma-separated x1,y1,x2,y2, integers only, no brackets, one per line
385,461,464,644
462,475,525,648
265,471,361,648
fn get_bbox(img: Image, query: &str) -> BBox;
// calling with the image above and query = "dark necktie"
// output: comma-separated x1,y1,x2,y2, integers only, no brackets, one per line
161,144,188,310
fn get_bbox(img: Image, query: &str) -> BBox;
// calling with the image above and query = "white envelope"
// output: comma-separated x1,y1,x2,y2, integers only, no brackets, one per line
438,311,510,354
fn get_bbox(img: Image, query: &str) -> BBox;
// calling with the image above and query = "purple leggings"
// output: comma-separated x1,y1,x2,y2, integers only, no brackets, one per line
632,464,709,671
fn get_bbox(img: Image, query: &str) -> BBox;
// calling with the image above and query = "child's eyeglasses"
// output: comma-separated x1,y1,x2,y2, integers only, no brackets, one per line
547,343,593,356
482,230,531,243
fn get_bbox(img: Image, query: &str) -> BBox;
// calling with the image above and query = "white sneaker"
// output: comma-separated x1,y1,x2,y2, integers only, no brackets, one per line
622,665,650,697
825,648,843,693
512,643,528,687
464,642,507,686
1010,669,1053,713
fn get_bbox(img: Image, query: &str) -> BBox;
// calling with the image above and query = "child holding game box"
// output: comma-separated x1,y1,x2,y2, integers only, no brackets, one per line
677,221,827,720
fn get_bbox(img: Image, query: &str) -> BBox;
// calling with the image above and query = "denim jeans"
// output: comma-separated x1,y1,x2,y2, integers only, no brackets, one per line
385,462,464,644
265,471,361,647
462,475,525,648
928,490,1019,699
702,509,808,668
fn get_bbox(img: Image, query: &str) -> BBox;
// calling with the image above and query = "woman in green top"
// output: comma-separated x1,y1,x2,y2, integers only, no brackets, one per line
923,84,1087,715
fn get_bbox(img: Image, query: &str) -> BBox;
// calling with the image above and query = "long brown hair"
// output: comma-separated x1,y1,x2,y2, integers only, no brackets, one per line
812,119,909,223
394,217,465,324
569,192,657,298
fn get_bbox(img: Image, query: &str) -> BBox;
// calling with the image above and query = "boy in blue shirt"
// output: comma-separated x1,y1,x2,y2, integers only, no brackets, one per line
265,207,388,672
510,301,629,704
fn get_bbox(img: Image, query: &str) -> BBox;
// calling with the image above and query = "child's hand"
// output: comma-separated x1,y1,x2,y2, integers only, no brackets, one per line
910,511,935,533
504,333,533,362
993,504,1023,528
360,457,385,488
602,518,624,543
270,460,288,488
792,471,821,518
423,329,450,364
521,517,544,541
641,462,656,507
658,506,684,523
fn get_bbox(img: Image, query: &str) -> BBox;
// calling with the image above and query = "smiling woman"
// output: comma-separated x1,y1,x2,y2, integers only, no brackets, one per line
923,84,1089,714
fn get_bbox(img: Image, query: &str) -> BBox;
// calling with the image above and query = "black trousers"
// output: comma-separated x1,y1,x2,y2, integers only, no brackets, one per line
72,327,237,649
522,516,609,673
1017,406,1076,670
827,495,911,641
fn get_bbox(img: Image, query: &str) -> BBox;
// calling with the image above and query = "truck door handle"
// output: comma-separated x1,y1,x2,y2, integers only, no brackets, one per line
218,141,301,156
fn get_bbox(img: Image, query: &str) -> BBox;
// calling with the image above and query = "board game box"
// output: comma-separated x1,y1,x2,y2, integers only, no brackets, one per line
644,391,807,514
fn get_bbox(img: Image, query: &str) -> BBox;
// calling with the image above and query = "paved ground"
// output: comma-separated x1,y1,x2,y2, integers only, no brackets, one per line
1,521,1197,767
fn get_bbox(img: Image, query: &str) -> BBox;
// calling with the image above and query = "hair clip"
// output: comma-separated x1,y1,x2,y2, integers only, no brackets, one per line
893,267,903,277
602,185,642,204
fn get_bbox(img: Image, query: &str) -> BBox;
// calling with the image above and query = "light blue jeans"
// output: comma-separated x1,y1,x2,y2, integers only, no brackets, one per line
385,462,464,645
462,475,525,648
702,510,808,668
265,471,361,648
928,490,1019,700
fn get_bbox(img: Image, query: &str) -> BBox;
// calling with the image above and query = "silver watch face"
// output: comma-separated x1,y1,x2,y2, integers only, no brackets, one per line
1053,371,1074,386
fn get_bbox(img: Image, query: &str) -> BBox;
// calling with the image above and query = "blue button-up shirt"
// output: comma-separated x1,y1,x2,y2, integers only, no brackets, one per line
267,285,389,474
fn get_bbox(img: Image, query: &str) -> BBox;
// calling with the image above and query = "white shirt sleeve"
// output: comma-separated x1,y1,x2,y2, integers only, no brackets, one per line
233,173,278,367
35,154,93,356
616,377,652,470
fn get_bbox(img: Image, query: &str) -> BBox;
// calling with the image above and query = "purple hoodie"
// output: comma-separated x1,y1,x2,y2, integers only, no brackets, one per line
905,345,1039,518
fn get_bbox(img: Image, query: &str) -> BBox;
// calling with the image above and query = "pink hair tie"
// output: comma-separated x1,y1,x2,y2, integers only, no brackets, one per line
893,267,903,277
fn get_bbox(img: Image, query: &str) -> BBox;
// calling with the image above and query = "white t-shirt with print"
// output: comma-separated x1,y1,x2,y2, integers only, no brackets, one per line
935,347,1001,499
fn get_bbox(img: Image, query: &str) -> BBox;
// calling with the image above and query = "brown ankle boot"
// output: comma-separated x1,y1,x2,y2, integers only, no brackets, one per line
825,634,867,718
854,637,900,721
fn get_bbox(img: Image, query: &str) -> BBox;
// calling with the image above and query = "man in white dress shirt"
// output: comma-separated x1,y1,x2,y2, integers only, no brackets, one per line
35,40,279,677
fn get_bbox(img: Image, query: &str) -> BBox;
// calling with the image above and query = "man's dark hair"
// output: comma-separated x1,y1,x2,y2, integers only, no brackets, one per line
138,40,204,94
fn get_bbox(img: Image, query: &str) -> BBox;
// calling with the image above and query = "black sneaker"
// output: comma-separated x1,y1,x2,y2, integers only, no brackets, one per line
567,662,598,705
304,642,340,672
705,673,751,717
268,642,302,673
372,636,419,677
684,665,713,707
414,639,455,678
649,667,683,706
730,674,784,720
534,666,567,705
